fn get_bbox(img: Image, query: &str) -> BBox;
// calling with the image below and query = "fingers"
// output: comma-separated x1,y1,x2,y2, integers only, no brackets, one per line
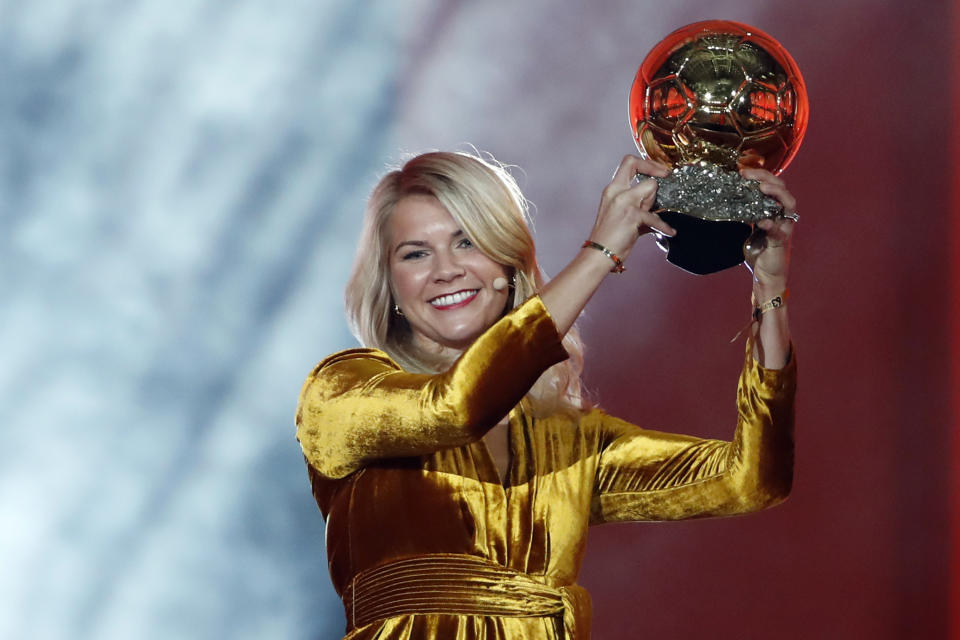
612,176,676,237
638,208,676,237
592,168,675,259
636,156,671,178
642,213,677,237
756,217,795,245
743,224,791,281
748,215,794,283
628,175,658,203
740,167,797,213
741,168,798,249
611,154,670,185
739,167,783,184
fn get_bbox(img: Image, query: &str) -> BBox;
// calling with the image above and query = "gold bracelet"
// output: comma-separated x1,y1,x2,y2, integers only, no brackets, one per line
752,289,789,321
582,240,625,273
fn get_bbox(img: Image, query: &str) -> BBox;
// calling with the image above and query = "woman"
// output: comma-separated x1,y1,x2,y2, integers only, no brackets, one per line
296,151,796,639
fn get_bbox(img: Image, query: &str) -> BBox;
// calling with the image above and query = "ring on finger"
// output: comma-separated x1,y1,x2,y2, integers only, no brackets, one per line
781,211,799,222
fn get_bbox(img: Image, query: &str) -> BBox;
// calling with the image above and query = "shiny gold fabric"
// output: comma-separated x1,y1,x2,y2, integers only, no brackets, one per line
343,553,568,633
297,296,796,640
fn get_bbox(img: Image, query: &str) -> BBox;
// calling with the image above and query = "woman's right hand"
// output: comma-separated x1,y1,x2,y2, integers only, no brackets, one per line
587,155,676,261
540,155,675,337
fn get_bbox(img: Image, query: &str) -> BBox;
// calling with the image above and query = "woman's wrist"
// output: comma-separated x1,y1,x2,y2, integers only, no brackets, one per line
581,240,627,273
752,288,789,321
752,274,788,299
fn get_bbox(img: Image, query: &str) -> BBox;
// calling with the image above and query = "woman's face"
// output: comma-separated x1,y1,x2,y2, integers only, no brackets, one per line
388,194,510,355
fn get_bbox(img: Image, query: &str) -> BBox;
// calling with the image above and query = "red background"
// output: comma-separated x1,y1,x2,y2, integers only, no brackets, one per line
554,4,957,637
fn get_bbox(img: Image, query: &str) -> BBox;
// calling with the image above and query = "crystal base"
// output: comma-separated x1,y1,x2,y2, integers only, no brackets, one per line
639,161,783,222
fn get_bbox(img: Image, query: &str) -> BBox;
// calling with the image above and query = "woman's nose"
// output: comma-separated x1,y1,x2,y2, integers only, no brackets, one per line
432,250,465,281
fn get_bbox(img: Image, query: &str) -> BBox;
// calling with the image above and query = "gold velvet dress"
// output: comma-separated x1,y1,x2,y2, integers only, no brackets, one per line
296,296,795,640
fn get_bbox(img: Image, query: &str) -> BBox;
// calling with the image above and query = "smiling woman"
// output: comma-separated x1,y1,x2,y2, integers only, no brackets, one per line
295,150,797,639
341,152,587,416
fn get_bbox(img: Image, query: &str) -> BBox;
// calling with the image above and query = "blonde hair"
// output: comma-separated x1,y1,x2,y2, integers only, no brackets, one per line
345,150,587,416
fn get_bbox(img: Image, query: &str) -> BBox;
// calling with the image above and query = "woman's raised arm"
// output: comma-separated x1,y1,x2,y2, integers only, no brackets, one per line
741,167,796,370
540,155,675,335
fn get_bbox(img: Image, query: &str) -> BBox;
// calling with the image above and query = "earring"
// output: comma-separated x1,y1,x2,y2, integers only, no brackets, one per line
393,304,404,317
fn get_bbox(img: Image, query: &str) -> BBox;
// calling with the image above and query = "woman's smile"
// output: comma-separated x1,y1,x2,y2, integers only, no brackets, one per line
429,289,479,309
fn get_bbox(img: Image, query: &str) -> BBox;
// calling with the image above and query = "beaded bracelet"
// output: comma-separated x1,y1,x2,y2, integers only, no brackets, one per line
581,240,625,273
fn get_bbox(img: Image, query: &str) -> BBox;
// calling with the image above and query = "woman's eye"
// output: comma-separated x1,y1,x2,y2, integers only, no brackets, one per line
402,250,427,260
457,237,474,249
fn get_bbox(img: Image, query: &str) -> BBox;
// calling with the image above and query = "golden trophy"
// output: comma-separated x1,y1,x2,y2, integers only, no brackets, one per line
629,20,809,274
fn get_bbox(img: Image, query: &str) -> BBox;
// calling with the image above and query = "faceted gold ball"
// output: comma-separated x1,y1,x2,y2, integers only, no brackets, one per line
629,20,809,174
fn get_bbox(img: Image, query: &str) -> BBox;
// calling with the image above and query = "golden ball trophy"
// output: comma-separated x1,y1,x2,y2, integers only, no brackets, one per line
630,20,809,274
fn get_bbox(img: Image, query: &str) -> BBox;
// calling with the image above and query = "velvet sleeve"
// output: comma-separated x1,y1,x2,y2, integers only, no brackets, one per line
296,296,569,479
589,342,796,524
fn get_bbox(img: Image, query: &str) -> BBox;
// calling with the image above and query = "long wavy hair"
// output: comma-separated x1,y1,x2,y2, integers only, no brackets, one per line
345,150,587,416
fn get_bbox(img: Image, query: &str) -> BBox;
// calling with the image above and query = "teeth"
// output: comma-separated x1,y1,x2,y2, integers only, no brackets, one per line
430,290,477,307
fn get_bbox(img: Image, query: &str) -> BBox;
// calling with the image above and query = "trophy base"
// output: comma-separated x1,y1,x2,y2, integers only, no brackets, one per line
654,212,752,275
637,161,784,275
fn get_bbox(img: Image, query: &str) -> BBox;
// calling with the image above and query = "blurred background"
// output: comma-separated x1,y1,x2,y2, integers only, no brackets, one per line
1,0,955,638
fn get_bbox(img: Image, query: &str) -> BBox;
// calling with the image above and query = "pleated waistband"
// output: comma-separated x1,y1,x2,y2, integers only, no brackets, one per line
342,554,581,635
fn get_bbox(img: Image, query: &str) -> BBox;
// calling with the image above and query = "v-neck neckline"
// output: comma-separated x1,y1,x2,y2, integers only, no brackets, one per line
480,406,522,488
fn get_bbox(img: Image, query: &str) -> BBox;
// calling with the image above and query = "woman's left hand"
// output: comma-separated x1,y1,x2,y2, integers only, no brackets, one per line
740,168,797,292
